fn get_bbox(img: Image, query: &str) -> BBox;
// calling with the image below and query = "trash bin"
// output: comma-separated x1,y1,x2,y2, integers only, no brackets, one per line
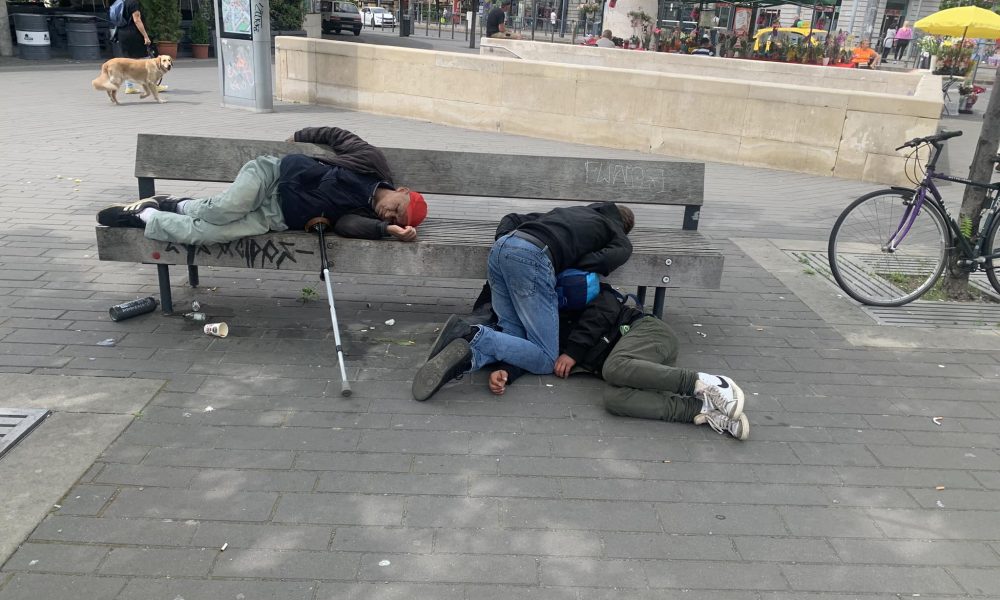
66,15,101,60
13,13,51,60
400,15,411,36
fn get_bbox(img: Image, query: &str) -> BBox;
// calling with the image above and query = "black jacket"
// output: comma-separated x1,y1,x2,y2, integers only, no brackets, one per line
495,202,632,275
280,127,396,239
497,285,645,384
561,285,645,371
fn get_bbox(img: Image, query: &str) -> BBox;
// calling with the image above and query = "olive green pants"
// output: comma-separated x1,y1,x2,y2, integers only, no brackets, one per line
601,317,701,423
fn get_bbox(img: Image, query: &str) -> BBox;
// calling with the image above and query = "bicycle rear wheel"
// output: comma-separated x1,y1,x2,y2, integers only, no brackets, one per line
986,214,1000,295
828,189,949,306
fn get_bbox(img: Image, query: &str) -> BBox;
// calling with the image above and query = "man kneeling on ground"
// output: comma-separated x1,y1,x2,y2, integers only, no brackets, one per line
411,202,634,401
96,127,427,244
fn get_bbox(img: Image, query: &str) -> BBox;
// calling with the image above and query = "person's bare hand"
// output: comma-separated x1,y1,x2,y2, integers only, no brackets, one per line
387,225,417,242
554,354,576,378
489,370,508,395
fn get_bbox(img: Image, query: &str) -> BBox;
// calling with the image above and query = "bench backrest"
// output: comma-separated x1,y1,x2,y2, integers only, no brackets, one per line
135,134,705,227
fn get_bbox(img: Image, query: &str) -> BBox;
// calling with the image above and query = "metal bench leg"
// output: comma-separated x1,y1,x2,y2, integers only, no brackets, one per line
636,286,647,306
188,266,200,287
157,264,173,314
652,287,666,319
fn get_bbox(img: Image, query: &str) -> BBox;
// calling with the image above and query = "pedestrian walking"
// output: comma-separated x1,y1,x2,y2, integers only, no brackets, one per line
894,21,913,62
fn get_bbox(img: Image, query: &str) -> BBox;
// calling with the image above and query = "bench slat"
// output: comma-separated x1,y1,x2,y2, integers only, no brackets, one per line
96,226,723,290
134,135,705,207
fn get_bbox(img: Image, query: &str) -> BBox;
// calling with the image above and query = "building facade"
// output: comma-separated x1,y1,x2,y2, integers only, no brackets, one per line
597,0,942,44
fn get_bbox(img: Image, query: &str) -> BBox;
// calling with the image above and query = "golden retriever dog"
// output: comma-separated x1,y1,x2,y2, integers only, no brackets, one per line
92,55,172,105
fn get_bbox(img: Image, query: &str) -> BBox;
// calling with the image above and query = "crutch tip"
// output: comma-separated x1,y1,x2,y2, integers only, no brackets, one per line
341,384,352,397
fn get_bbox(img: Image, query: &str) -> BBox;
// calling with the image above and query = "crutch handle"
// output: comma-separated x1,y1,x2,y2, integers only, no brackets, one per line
305,216,333,279
304,216,331,233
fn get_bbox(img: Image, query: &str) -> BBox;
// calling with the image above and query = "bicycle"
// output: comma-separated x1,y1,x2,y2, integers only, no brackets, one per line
827,130,1000,306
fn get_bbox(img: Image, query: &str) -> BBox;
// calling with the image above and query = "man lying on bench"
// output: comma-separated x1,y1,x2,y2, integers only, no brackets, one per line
96,127,428,244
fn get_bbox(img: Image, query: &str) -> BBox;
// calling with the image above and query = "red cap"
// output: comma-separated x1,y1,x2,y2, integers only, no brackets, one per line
407,191,427,227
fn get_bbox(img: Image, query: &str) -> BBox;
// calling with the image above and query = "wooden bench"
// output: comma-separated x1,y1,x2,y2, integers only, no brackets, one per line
96,134,723,317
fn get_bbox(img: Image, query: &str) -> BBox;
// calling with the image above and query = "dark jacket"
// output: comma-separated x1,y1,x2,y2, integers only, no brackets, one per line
278,127,396,239
497,285,645,384
495,202,632,275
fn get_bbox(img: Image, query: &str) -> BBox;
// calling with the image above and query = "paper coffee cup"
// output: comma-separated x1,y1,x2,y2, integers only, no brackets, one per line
203,322,229,338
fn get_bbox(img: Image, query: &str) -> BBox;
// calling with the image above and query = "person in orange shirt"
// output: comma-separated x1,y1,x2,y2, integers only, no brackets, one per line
851,40,879,68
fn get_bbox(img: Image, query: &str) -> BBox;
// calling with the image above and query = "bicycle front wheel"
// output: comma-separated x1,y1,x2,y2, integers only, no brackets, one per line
985,214,1000,296
828,189,949,306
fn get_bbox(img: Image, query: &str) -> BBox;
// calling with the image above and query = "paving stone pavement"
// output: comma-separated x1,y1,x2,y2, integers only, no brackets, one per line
0,56,999,599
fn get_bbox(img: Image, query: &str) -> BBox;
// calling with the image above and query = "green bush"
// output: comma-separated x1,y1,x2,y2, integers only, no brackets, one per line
189,8,210,44
142,0,182,42
270,0,307,31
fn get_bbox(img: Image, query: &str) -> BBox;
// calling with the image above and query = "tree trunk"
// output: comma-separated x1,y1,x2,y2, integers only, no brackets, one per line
943,66,1000,299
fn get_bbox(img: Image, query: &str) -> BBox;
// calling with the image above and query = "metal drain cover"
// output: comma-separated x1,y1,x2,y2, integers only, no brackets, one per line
788,250,1000,328
0,409,50,459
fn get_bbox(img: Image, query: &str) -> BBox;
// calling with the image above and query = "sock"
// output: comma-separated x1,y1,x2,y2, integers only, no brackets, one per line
462,325,478,342
138,208,158,223
177,200,190,215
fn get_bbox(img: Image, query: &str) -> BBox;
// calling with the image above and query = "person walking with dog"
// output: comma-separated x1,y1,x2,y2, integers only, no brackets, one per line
485,285,750,440
109,0,155,94
95,126,428,244
411,202,634,401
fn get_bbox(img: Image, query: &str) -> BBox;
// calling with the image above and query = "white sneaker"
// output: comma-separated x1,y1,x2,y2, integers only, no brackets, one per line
694,410,750,441
696,373,744,419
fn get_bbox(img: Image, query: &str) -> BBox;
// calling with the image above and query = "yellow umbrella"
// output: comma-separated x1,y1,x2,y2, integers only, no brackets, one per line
915,5,1000,39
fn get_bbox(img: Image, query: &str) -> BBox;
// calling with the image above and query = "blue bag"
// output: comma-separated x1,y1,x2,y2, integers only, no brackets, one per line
555,269,600,310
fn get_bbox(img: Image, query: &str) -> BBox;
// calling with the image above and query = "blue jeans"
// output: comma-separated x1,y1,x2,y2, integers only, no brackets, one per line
470,234,559,374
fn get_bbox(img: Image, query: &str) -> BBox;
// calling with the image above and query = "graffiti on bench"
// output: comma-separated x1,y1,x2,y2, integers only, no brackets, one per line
163,238,315,269
585,161,666,192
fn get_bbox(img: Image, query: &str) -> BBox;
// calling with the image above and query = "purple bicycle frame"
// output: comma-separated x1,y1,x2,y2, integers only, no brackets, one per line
886,177,940,251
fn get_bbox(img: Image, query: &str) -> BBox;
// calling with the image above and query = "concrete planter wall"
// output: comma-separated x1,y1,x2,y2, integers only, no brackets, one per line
275,36,942,185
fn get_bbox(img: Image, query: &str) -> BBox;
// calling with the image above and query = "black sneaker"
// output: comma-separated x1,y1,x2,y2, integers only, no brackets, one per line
412,339,472,401
426,314,474,361
96,198,158,228
153,195,189,213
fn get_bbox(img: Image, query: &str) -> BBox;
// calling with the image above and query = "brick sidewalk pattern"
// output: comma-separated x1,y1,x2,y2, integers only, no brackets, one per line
0,59,998,599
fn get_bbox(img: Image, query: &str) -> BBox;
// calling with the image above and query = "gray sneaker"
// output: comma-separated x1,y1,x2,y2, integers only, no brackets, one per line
694,410,750,441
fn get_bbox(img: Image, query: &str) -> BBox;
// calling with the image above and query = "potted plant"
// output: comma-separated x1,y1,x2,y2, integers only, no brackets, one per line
578,2,600,37
627,9,652,50
144,0,182,58
958,81,985,114
189,6,211,58
917,35,941,70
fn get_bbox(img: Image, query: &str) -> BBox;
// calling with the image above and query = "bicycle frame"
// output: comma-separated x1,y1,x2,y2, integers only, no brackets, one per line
887,144,1000,268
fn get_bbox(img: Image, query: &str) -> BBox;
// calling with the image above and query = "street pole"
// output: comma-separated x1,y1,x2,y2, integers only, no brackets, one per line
469,0,478,47
944,64,1000,298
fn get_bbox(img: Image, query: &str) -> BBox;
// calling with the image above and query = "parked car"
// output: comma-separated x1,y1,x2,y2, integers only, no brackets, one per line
753,27,827,52
321,0,363,35
362,6,395,28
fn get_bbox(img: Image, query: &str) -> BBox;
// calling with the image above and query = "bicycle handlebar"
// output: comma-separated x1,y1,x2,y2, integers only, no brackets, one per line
895,130,963,151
